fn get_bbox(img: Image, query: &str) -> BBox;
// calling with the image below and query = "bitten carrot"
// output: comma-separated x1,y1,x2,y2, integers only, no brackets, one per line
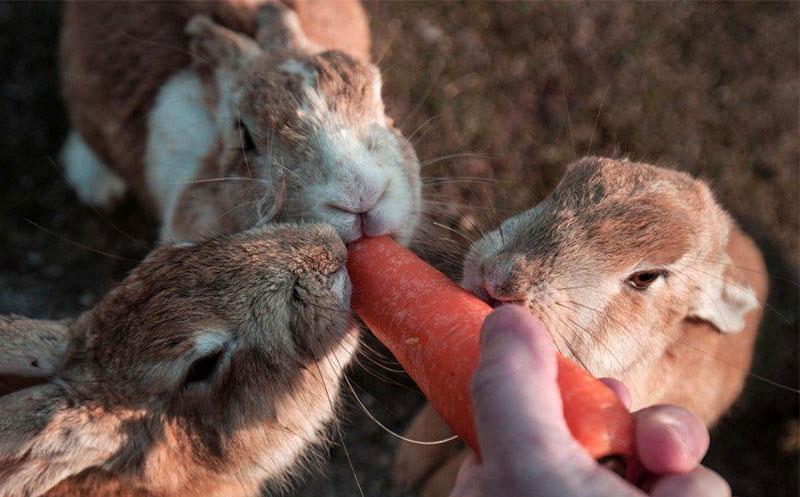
347,235,636,461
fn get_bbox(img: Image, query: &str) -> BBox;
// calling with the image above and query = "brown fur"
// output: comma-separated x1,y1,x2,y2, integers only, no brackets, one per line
61,1,420,244
235,49,384,152
0,224,358,497
60,0,369,210
61,1,253,208
0,317,71,396
395,158,767,496
286,0,370,60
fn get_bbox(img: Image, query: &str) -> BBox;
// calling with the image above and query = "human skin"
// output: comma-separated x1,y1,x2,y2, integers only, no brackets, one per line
449,305,731,497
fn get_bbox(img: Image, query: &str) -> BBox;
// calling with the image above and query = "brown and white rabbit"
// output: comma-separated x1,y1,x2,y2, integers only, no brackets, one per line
394,157,768,496
0,223,357,497
60,1,421,244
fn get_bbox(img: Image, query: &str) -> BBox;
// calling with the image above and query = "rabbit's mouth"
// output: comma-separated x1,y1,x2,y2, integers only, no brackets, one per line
286,267,355,362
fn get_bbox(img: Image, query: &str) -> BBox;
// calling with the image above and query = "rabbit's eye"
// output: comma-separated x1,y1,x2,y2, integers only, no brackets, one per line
237,120,257,153
626,270,666,290
184,350,223,386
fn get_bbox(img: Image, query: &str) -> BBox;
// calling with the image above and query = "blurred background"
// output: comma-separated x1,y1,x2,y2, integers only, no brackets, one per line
0,2,797,496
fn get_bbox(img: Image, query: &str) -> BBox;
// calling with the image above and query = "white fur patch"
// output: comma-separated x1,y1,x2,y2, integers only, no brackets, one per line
145,71,216,236
238,329,359,488
62,130,127,208
304,125,412,242
193,331,229,356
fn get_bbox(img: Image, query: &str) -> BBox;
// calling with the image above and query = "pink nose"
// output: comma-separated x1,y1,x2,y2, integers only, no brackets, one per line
484,280,528,307
328,182,386,216
482,261,529,306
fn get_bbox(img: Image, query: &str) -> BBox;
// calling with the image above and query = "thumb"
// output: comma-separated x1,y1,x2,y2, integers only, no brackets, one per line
470,305,589,466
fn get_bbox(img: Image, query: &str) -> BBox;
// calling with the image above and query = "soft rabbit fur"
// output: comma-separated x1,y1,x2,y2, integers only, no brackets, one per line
0,223,358,497
394,157,768,496
60,0,421,244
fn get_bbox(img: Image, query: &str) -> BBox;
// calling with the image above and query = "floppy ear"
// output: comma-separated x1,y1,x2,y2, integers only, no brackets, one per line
0,384,124,497
686,253,759,334
185,15,260,69
254,3,319,53
0,316,70,395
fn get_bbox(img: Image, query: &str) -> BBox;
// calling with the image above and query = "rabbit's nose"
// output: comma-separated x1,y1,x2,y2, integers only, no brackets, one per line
328,180,387,216
484,279,529,308
482,258,530,307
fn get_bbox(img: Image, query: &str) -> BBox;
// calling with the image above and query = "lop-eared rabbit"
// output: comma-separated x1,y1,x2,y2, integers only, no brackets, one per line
0,223,356,497
394,158,768,497
61,0,421,244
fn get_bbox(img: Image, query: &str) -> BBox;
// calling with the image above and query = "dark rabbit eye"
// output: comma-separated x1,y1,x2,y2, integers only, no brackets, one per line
238,120,257,153
184,350,223,386
626,270,665,290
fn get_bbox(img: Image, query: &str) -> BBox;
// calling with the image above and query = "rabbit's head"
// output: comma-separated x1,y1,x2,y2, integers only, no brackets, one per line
0,224,356,497
176,5,421,245
463,158,760,383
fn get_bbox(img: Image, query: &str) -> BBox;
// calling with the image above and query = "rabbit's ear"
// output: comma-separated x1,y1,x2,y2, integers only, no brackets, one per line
687,252,760,334
255,3,319,53
0,384,124,497
185,15,260,69
0,316,69,392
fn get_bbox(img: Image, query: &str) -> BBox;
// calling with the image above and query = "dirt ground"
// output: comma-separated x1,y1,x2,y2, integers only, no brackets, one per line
0,2,797,497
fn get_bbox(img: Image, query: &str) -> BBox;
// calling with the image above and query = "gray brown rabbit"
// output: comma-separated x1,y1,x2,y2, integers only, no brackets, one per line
394,158,768,497
60,1,421,244
0,223,357,497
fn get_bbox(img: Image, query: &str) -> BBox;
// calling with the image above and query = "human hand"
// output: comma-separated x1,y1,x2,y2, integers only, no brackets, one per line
449,305,731,497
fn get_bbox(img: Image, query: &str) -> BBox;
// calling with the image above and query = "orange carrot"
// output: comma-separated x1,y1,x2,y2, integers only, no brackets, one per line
347,235,636,462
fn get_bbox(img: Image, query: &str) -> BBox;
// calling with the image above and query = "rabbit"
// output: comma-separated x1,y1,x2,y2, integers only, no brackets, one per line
60,0,421,244
0,222,359,497
393,157,768,497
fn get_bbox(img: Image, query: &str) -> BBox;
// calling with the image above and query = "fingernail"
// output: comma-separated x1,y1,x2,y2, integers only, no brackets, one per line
481,305,554,364
666,421,695,458
479,305,517,348
637,406,710,474
658,409,708,462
